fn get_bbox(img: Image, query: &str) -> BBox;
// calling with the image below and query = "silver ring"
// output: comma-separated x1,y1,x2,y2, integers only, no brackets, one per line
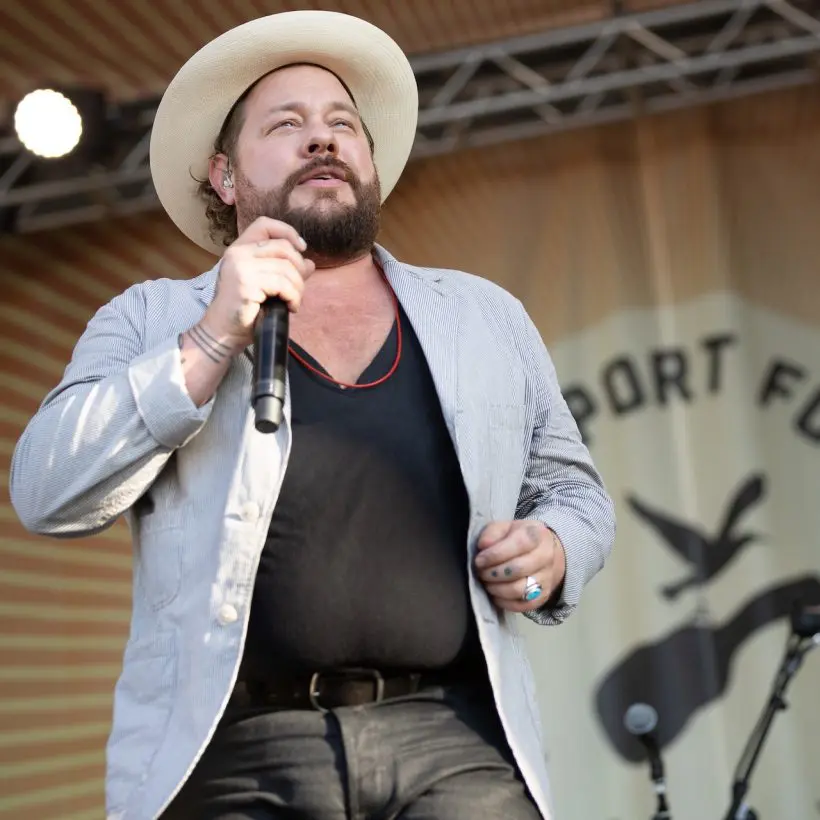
523,575,542,602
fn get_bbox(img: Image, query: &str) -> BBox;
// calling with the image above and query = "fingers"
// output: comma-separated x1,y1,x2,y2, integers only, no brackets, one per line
490,595,547,614
477,520,514,550
476,547,542,584
253,259,306,312
236,216,306,254
204,217,312,348
475,521,544,570
476,521,556,613
252,238,315,279
483,573,544,602
221,238,311,314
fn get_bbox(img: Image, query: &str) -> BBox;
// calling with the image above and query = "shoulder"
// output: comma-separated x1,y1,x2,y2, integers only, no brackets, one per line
104,265,217,314
401,263,531,341
437,266,520,305
380,247,523,315
86,266,217,344
137,267,216,302
378,249,550,361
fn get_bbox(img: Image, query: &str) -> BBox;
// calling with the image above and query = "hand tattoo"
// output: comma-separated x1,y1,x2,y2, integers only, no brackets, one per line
526,523,543,544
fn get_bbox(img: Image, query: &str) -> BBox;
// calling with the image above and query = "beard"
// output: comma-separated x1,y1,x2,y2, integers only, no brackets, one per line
235,157,381,264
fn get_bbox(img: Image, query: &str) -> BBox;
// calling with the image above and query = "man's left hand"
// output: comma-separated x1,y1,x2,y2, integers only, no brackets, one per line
474,520,566,612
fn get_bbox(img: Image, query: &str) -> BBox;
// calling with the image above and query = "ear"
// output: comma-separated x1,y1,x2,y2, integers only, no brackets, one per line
208,153,236,205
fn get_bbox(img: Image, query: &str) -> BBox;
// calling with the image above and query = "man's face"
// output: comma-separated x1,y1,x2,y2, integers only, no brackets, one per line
218,64,381,262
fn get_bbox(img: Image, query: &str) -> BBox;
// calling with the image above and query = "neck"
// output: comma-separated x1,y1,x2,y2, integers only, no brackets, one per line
305,248,381,289
297,249,387,318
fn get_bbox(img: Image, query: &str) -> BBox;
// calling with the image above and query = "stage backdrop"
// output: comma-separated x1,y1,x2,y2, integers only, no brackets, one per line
1,83,819,819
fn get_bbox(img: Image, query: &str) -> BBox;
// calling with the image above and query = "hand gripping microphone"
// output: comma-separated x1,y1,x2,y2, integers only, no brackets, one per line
252,297,289,433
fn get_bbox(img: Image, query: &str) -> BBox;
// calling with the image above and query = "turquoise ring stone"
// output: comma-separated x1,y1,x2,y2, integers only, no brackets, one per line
523,576,542,602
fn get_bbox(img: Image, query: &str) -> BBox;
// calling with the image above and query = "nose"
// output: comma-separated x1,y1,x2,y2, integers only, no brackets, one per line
302,124,338,158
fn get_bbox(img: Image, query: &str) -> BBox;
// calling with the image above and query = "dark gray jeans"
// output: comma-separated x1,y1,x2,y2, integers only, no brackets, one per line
163,681,541,819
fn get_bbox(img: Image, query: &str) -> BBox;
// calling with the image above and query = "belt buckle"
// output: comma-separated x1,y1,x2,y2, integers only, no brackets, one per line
308,668,385,713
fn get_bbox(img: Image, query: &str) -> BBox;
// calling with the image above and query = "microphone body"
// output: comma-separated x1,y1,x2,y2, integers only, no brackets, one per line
253,298,289,433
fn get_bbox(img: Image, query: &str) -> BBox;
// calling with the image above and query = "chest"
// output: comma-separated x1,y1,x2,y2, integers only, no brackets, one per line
289,287,396,384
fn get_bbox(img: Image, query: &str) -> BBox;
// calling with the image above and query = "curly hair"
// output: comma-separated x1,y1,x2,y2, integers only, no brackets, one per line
195,68,376,249
194,83,252,249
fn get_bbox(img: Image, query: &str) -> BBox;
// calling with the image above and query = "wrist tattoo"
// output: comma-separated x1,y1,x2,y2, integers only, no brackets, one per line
186,324,231,364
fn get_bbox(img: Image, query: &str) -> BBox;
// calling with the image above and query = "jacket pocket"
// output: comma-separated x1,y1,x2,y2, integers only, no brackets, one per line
134,512,183,611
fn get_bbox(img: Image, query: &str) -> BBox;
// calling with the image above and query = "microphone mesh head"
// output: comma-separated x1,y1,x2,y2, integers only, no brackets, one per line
624,703,658,736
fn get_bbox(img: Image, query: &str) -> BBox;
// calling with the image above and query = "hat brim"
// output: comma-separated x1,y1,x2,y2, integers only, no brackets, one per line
149,11,419,257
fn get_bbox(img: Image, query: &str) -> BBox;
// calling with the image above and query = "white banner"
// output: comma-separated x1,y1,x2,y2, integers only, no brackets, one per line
523,292,820,820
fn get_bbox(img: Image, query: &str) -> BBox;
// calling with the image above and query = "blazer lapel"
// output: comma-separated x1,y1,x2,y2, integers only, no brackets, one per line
377,250,491,621
376,247,461,448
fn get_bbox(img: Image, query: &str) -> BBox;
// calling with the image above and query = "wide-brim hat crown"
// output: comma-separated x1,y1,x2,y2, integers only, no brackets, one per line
149,10,419,256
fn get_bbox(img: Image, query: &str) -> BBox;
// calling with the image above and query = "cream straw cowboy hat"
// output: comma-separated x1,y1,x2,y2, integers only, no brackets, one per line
149,10,419,257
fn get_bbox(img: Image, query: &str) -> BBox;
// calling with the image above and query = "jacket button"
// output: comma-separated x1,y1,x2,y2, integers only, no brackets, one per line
241,501,260,522
217,603,238,625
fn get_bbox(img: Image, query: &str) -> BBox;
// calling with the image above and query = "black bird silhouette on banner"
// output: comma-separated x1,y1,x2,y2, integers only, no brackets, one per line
627,474,766,601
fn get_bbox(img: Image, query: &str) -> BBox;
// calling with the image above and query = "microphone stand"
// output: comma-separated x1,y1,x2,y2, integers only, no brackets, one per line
651,787,671,820
625,704,673,820
722,627,819,820
648,751,671,820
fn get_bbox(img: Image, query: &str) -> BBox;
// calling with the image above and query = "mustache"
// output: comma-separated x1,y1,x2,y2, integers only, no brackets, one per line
286,157,356,190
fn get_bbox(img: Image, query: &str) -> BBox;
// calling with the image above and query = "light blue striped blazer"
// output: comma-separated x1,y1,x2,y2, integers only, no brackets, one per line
10,245,615,820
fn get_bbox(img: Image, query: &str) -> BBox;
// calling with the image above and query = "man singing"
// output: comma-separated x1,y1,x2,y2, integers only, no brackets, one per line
10,10,615,820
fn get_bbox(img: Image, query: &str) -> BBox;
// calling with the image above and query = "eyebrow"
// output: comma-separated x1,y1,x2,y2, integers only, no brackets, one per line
264,101,360,118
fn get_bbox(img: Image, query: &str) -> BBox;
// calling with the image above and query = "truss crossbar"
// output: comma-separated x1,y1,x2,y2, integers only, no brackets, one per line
1,0,819,234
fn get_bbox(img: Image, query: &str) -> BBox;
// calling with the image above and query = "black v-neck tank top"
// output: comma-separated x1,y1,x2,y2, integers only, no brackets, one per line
242,303,483,677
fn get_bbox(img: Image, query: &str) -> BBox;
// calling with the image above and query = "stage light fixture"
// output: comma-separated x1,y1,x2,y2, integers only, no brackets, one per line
14,88,84,159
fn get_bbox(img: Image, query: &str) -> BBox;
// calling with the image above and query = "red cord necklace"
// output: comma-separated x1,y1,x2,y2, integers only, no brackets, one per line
287,270,403,390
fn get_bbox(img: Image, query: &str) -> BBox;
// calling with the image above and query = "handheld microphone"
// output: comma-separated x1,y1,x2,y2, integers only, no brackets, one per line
252,297,289,433
624,703,671,819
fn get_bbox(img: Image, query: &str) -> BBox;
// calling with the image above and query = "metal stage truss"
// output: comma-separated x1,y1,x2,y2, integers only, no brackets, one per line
1,0,819,234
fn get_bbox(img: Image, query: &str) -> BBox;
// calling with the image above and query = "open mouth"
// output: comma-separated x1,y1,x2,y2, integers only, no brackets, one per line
298,167,347,185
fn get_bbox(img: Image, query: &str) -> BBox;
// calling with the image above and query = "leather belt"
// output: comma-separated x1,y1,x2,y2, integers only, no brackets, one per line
232,667,459,712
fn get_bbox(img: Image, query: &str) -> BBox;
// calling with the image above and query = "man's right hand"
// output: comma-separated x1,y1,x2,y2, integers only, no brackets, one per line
201,217,316,355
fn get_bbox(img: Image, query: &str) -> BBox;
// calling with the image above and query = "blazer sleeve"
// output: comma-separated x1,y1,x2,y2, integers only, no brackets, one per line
511,298,616,626
9,284,214,538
